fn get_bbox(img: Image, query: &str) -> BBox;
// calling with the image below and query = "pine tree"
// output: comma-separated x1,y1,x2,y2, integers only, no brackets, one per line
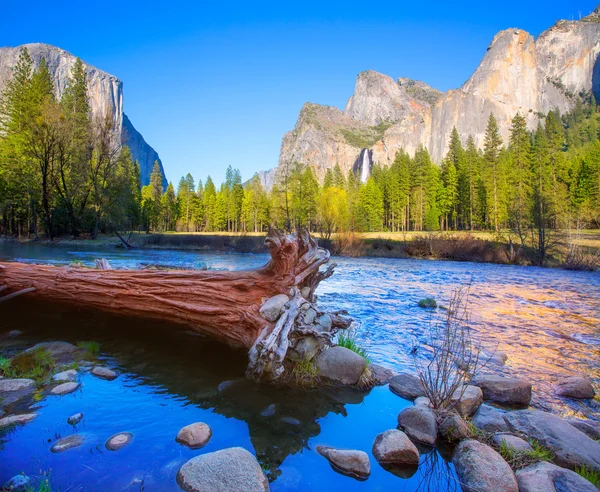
507,112,532,243
483,113,504,231
357,177,383,232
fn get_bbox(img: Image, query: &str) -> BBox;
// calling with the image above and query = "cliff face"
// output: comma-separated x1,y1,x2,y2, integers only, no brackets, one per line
271,10,600,187
0,43,166,187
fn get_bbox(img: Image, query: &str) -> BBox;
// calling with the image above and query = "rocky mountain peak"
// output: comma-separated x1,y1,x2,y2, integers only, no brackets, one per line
397,78,443,106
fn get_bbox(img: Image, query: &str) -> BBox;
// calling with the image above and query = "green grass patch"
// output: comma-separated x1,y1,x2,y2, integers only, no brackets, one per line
341,121,393,148
0,349,56,387
77,340,100,356
337,331,371,362
290,358,319,386
418,297,437,308
498,437,554,470
575,466,600,487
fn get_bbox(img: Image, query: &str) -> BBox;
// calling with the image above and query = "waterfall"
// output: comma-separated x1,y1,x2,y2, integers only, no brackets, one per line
360,149,371,183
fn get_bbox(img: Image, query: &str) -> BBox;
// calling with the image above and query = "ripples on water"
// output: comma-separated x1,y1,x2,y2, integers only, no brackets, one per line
0,242,598,490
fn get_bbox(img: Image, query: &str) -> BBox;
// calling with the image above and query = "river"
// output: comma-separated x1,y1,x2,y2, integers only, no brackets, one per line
0,242,598,491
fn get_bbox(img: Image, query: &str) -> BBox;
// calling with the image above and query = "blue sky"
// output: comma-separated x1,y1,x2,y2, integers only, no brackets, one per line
1,1,598,186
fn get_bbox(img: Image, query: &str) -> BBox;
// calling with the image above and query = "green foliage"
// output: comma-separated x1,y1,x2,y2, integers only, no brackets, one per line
77,340,100,356
336,331,371,362
0,349,55,386
341,121,392,148
418,297,437,308
575,466,600,487
498,437,554,469
290,358,319,386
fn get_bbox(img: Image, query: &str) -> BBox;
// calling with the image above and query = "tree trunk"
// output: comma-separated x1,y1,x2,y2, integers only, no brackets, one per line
0,230,351,380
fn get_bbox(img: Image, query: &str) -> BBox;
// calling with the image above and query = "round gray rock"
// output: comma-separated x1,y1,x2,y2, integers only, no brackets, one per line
259,294,289,322
314,346,366,386
369,364,396,386
176,422,212,449
554,376,595,399
516,461,598,492
504,409,600,473
0,413,37,429
51,434,85,453
452,439,518,492
91,366,117,380
450,384,483,417
317,446,370,480
106,432,133,451
492,433,533,452
52,369,77,382
473,375,532,406
388,373,426,401
472,404,508,433
67,412,84,425
372,429,419,465
50,382,80,395
438,413,470,442
177,447,269,492
397,406,437,446
26,341,78,362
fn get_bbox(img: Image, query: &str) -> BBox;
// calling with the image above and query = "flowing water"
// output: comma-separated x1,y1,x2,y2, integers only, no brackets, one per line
0,242,598,491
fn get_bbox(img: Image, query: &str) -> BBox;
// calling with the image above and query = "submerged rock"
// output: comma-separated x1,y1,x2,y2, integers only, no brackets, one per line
177,447,269,492
259,294,289,322
317,446,370,480
106,432,133,451
372,429,419,466
260,404,277,417
50,382,80,395
0,413,37,429
516,461,598,492
281,416,301,426
176,422,212,449
492,433,533,452
452,439,518,492
438,413,470,442
314,346,366,386
52,369,77,382
472,404,508,433
388,373,426,400
51,434,85,453
2,474,30,491
504,409,600,472
554,376,595,399
91,366,117,381
0,378,36,406
473,375,531,406
67,412,84,425
397,406,437,446
450,385,483,417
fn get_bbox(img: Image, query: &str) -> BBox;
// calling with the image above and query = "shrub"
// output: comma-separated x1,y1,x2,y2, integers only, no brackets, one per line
337,331,370,362
575,466,600,488
77,340,100,356
290,358,319,386
418,297,437,308
1,349,56,386
333,231,364,257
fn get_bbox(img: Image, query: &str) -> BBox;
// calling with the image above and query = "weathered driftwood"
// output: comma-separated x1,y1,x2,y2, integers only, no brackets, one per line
0,230,351,380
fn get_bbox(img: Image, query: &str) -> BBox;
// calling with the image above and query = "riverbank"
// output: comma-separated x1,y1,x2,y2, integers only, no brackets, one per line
3,230,599,270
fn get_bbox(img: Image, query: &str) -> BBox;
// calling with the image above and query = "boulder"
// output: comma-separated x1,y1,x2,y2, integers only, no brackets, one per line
0,378,36,406
565,418,600,441
2,474,30,491
260,404,276,417
414,396,433,408
369,364,396,386
316,314,332,332
438,413,470,442
281,417,301,426
177,447,269,492
106,432,133,451
67,412,84,425
50,382,80,395
492,433,533,453
316,446,371,480
51,434,85,453
0,413,37,429
452,439,518,492
372,429,419,466
472,404,508,433
52,369,77,382
314,346,366,386
26,341,78,362
176,422,212,449
303,308,317,324
91,366,117,380
473,375,531,406
554,377,595,399
397,406,437,446
516,462,597,492
259,294,289,322
450,385,483,417
288,335,321,361
504,409,600,473
388,373,426,400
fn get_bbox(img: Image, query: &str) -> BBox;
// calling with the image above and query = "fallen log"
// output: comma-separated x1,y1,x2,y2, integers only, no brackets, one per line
0,230,351,380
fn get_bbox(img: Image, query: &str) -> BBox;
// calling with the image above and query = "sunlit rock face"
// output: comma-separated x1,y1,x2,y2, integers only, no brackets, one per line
0,43,166,187
267,10,600,188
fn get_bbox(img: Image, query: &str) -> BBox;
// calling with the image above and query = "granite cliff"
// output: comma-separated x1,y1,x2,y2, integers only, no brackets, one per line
0,43,166,187
271,9,600,187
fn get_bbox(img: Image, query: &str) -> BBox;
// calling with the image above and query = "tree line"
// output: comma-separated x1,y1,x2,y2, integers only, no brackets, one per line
2,47,599,257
